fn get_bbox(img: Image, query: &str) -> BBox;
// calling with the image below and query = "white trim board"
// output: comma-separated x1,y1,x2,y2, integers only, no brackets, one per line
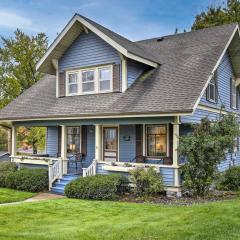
36,14,158,73
3,112,192,123
193,24,240,112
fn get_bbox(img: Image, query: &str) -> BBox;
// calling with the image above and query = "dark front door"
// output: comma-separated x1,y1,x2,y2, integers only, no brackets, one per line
103,127,118,162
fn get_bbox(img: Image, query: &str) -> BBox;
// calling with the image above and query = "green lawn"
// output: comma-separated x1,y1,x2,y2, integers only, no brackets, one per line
0,188,35,204
0,198,240,240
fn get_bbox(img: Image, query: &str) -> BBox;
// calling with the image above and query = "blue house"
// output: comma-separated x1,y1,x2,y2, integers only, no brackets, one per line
0,14,240,195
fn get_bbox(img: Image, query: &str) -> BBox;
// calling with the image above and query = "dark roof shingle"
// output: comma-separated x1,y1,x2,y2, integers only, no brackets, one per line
0,22,238,120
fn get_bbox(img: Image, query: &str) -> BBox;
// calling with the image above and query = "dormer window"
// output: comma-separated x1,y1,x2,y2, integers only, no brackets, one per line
206,73,217,103
67,72,78,95
99,67,111,91
66,65,113,96
82,70,95,93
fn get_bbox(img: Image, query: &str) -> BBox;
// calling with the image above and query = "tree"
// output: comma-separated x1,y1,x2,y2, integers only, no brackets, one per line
179,114,239,196
0,29,48,153
0,29,48,108
17,127,46,154
192,0,240,30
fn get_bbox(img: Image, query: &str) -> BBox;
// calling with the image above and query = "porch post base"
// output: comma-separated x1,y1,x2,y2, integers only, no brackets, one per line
165,186,182,198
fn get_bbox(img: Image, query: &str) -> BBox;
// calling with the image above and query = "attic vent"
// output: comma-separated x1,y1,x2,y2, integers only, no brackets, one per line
157,37,164,42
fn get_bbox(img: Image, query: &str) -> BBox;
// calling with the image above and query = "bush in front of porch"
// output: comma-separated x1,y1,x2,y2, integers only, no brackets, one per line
65,174,128,200
179,114,239,197
129,167,164,197
0,161,48,192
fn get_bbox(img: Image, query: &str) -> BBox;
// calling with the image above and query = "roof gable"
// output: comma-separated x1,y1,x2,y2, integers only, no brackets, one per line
37,14,159,74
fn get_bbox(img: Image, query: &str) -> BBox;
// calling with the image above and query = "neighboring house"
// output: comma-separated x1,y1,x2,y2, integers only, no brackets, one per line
0,14,240,194
0,152,10,161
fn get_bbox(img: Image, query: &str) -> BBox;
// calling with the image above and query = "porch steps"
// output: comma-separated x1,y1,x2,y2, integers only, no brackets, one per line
51,174,79,195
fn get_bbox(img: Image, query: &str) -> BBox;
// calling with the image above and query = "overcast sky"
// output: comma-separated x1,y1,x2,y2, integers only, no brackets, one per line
0,0,224,44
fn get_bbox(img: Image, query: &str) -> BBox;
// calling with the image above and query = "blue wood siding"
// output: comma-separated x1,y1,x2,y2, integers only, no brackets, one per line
96,163,175,187
200,52,236,112
127,59,148,87
59,31,120,72
84,125,95,168
119,125,136,162
160,168,175,186
181,108,220,124
46,126,58,157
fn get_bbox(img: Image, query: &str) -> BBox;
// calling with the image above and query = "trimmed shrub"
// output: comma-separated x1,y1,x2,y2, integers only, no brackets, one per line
217,166,240,191
5,168,48,192
0,162,18,188
129,167,164,196
0,162,17,172
65,174,128,200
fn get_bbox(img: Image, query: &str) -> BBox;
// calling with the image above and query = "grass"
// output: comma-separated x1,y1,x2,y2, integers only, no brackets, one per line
0,198,240,239
0,188,36,204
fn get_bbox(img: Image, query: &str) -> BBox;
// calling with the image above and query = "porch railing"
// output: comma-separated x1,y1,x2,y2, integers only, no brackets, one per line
49,159,62,189
11,155,64,190
82,160,97,177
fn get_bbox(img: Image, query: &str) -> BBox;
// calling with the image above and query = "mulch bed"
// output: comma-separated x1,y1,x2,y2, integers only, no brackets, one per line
118,191,239,206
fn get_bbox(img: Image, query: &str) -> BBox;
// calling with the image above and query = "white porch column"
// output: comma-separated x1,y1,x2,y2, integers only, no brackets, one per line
11,126,17,157
95,124,102,161
61,125,67,174
172,116,180,187
8,128,12,154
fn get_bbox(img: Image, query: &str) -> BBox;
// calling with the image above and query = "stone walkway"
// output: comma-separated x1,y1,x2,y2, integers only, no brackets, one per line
0,192,65,206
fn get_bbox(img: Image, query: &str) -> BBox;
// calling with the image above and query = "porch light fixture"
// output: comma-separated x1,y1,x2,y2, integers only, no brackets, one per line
69,144,76,152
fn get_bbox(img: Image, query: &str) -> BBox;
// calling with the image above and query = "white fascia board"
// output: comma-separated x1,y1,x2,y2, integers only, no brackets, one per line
193,24,240,113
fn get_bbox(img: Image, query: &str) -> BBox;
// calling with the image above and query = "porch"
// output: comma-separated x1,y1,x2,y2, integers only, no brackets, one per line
10,116,181,192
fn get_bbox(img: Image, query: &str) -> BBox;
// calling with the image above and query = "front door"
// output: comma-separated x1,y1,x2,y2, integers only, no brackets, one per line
103,127,118,162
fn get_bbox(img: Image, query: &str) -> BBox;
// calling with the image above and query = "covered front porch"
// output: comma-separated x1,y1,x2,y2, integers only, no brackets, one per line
10,116,181,191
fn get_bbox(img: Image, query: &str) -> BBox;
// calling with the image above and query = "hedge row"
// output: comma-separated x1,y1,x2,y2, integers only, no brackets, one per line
0,162,48,192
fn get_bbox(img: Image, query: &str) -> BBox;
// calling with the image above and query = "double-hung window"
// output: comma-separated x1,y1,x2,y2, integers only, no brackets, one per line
206,73,217,103
67,72,78,95
231,77,237,109
146,125,167,157
82,70,95,93
99,67,111,92
66,65,112,96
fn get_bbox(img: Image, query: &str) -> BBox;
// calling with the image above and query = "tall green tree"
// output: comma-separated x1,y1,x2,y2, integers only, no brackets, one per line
0,29,48,153
192,0,240,30
0,29,48,108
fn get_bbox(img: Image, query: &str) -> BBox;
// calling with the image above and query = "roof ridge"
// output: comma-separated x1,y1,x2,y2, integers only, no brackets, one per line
136,22,238,43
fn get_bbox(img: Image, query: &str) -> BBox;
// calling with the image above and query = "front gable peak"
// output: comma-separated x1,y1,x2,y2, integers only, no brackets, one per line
36,14,159,75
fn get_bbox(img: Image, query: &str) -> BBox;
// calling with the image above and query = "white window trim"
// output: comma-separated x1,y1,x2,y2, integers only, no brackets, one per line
65,65,113,96
66,71,79,96
145,124,168,158
81,68,96,94
98,67,113,93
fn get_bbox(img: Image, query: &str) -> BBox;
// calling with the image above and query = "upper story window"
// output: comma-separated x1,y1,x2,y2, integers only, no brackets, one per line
99,67,111,91
82,70,95,93
231,77,237,109
67,73,78,95
206,73,217,103
66,65,112,96
146,125,167,157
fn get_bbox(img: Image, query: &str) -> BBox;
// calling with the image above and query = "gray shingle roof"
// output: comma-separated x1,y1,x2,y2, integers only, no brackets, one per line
78,14,160,64
0,22,237,121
